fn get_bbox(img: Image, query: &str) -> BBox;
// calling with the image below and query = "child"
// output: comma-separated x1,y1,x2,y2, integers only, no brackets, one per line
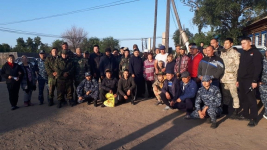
186,75,222,129
157,60,165,73
166,54,176,75
144,53,155,98
152,72,166,105
77,72,99,105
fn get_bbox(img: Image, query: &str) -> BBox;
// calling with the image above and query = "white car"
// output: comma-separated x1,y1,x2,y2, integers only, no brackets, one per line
233,45,267,56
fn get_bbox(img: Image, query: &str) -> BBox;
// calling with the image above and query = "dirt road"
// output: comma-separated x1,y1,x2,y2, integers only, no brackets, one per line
0,81,267,150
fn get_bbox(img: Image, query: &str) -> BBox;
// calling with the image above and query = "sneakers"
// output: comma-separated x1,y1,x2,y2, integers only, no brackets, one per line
237,114,249,121
154,101,162,106
11,106,19,110
164,106,171,110
247,119,258,127
263,114,267,120
210,122,217,129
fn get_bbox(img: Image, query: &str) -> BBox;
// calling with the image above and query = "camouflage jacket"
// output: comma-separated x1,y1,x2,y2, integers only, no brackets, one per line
55,57,74,80
261,58,267,84
119,56,130,74
45,55,58,79
73,55,91,82
152,78,165,91
76,78,99,100
195,85,221,111
36,58,48,80
220,47,240,83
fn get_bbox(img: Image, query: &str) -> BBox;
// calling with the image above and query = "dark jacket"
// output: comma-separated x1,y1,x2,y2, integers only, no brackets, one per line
166,60,176,73
214,45,223,56
179,79,197,101
45,55,58,79
118,76,136,96
1,62,24,85
90,52,103,75
99,55,117,76
101,77,118,93
237,47,263,83
129,56,143,77
20,63,37,91
161,77,181,102
198,55,224,80
55,57,74,80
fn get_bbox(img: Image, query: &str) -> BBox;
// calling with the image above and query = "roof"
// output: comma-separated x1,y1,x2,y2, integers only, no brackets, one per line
249,16,267,26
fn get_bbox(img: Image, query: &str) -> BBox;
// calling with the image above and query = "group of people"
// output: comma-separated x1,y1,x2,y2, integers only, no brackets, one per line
1,37,267,129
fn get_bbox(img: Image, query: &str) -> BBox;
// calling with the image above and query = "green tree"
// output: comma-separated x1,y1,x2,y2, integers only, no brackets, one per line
34,36,41,50
99,37,120,53
13,37,26,52
0,43,11,52
181,0,267,43
172,28,194,46
26,37,34,52
52,39,64,52
192,31,216,46
39,43,51,53
80,37,100,53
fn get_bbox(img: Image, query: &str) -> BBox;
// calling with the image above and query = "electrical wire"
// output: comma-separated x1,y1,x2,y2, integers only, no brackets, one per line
0,0,140,25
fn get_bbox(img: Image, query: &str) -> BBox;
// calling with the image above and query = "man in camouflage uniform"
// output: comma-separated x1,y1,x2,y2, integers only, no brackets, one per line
36,50,49,105
45,47,58,106
119,47,130,78
77,72,99,105
187,75,222,129
55,49,75,108
220,38,240,118
73,48,91,102
61,42,75,58
259,51,267,120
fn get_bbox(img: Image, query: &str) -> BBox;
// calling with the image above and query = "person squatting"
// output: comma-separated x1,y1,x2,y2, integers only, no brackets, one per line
1,37,266,129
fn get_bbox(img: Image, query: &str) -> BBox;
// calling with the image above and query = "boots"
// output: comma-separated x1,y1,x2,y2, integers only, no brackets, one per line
229,108,239,119
247,119,258,127
94,100,97,107
68,99,76,107
222,105,229,115
48,99,54,106
57,101,62,108
210,122,217,129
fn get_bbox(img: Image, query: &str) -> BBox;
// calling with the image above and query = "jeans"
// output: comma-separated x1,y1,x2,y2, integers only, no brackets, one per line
38,78,49,103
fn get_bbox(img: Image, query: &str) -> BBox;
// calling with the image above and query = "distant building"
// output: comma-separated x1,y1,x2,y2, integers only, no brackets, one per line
243,16,267,47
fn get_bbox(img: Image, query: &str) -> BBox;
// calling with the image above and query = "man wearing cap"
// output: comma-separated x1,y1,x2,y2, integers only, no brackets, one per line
77,72,99,105
160,69,181,110
119,47,130,78
154,45,168,74
99,48,117,80
187,75,222,129
153,72,166,105
73,48,91,103
197,46,224,87
175,71,198,116
118,69,136,105
45,47,59,106
174,46,190,78
90,45,103,82
129,48,145,98
36,50,49,105
187,45,203,86
55,49,75,108
99,69,118,107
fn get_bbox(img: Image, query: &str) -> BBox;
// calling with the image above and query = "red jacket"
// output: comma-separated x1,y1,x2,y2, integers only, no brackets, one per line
188,52,203,78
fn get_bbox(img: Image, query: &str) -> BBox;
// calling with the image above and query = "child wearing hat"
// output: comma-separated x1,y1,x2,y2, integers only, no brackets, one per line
76,72,99,106
186,75,222,129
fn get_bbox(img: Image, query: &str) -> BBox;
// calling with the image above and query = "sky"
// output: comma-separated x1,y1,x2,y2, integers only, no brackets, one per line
0,0,206,51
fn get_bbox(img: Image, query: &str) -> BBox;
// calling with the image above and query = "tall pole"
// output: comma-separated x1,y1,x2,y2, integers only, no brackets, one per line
152,0,158,53
165,0,171,52
171,0,189,49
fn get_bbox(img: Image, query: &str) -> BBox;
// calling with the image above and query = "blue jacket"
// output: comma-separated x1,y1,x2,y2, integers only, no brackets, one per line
161,77,181,102
76,79,99,100
179,79,197,101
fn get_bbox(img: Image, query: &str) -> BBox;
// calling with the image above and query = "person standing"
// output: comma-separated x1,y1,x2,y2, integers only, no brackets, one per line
90,45,103,82
237,37,263,127
129,49,145,99
73,48,91,103
187,45,203,86
119,47,125,57
45,48,58,106
36,50,49,105
1,55,23,110
99,48,117,79
61,42,75,58
119,47,130,78
210,38,223,57
20,55,37,107
154,45,168,74
143,53,155,98
197,46,224,87
259,50,267,120
174,44,181,59
55,50,75,108
153,48,160,58
174,46,190,78
113,48,121,79
220,38,240,117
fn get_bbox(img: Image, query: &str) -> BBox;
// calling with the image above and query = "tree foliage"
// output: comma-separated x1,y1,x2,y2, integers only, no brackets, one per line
181,0,267,43
80,37,100,53
172,28,194,46
99,37,120,53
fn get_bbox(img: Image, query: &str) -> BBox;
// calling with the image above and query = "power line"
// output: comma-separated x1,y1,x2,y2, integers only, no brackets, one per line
0,0,140,25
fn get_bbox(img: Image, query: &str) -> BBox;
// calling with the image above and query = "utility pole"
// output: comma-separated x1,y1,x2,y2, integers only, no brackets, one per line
141,38,144,51
152,0,158,53
171,0,189,49
165,0,171,52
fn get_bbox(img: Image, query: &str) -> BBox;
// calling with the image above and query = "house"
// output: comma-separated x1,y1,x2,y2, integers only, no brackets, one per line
242,16,267,47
